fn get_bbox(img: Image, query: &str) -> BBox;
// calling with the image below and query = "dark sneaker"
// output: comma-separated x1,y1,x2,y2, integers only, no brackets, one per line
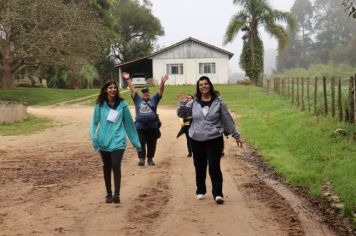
147,158,155,166
105,194,113,203
138,158,145,166
113,195,120,204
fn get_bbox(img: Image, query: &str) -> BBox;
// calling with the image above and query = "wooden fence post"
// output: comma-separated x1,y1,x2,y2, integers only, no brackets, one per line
267,79,271,95
354,74,356,126
301,77,305,111
331,77,336,118
287,77,290,99
307,77,310,112
348,76,355,124
314,77,318,114
297,77,300,108
323,76,328,116
338,77,343,122
292,78,295,105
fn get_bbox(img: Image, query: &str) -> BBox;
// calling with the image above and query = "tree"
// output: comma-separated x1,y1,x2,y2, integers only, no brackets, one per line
111,0,164,62
313,0,356,63
224,0,295,84
276,0,314,72
0,0,106,88
342,0,356,18
329,35,356,65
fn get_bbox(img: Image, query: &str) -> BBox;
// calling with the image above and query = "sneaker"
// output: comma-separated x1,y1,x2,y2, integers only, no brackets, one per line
215,196,224,204
147,158,155,166
196,194,206,200
105,194,113,203
138,158,145,166
113,194,120,204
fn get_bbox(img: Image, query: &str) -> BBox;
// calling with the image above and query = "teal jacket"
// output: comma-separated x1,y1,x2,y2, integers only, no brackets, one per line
90,100,141,152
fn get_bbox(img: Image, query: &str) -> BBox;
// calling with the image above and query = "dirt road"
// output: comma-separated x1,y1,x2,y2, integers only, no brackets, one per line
0,104,337,235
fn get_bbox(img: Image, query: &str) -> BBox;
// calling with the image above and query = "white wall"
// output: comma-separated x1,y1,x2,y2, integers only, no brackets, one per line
152,57,229,85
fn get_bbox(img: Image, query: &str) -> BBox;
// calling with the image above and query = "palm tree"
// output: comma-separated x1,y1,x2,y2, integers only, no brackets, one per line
224,0,295,84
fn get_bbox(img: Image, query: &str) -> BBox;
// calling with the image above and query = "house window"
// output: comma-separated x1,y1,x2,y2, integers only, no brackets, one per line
167,64,183,75
199,63,216,74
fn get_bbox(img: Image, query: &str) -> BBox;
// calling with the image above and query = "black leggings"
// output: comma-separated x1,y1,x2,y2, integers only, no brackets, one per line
191,136,224,198
137,129,158,159
100,149,124,196
183,126,192,154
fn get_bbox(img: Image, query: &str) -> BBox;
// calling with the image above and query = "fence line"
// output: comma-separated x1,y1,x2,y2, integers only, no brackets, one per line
262,75,356,125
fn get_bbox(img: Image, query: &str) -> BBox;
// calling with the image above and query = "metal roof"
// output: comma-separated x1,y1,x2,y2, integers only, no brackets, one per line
115,37,234,68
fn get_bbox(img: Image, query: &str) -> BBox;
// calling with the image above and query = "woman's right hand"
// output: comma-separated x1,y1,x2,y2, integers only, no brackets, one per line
122,72,130,80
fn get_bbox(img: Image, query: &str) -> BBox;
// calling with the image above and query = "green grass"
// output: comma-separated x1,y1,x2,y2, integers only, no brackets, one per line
0,115,53,136
218,84,356,215
0,87,98,106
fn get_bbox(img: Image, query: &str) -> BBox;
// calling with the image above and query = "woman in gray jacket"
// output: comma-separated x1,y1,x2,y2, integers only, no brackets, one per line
177,76,242,204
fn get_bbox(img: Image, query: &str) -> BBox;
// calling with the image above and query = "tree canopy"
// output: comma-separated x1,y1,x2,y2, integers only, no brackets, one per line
0,0,106,88
111,0,164,63
224,0,295,84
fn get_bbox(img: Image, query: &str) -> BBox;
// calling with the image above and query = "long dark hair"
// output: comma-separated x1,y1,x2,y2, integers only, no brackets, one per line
96,80,124,106
195,76,217,101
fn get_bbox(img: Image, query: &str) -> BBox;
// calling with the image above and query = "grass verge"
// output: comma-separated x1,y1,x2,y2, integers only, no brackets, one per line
219,84,355,216
0,87,98,106
0,115,53,136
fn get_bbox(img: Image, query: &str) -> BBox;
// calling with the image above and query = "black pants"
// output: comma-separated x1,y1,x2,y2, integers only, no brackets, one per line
183,126,192,154
191,136,224,198
137,129,157,160
100,149,124,196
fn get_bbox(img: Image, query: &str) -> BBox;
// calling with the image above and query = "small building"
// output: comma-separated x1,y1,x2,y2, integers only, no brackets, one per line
115,37,233,87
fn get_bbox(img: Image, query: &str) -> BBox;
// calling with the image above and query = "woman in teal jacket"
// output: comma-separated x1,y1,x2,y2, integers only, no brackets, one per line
90,80,141,204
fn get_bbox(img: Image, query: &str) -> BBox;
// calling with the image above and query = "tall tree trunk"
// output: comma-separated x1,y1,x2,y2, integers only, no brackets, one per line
0,60,15,88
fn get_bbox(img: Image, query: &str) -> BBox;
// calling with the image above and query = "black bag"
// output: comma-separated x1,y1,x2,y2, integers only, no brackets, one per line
156,114,162,128
154,128,161,139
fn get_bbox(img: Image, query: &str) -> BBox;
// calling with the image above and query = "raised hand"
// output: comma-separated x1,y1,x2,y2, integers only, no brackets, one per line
178,90,188,103
161,75,169,84
122,72,130,80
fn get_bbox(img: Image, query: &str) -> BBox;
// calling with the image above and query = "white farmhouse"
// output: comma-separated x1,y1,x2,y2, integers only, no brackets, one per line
115,37,233,87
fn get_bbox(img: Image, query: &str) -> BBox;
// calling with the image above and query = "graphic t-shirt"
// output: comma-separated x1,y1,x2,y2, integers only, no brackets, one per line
133,92,161,129
198,100,213,117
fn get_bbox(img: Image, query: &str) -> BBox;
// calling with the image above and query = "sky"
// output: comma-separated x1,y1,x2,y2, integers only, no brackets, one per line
149,0,296,73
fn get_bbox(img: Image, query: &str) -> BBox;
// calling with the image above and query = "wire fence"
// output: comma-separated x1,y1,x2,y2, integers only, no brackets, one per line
260,75,356,125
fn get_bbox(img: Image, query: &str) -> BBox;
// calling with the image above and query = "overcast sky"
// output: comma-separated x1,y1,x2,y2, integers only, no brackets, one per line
150,0,296,73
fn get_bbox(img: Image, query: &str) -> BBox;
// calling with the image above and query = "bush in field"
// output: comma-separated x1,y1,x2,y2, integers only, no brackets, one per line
79,65,99,89
237,79,253,85
47,66,69,89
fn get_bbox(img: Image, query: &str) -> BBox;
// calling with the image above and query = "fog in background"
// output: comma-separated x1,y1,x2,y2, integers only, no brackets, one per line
150,0,296,80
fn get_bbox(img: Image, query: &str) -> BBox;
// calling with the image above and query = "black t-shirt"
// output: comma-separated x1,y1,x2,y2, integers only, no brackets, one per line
198,99,213,108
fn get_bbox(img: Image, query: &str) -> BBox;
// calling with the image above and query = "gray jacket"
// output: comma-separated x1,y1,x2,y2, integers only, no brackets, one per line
177,97,240,141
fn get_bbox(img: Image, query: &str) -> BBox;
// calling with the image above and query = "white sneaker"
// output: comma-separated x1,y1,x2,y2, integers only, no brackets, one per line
215,196,224,204
196,194,206,200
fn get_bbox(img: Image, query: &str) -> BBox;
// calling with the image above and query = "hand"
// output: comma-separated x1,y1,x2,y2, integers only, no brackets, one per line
178,90,188,103
235,137,243,148
161,75,169,84
122,72,130,80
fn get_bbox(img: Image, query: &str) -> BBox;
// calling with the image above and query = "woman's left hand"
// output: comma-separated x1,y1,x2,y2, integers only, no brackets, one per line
235,137,243,148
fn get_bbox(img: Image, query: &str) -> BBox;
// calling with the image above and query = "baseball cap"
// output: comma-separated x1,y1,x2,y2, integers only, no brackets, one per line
141,87,149,93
